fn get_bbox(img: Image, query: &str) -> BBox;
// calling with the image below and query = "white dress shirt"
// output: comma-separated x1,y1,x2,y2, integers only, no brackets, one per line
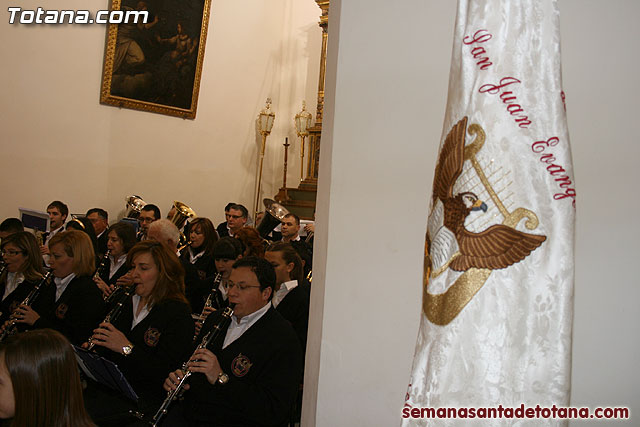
54,273,76,301
222,302,271,349
272,279,298,308
109,254,127,279
131,294,152,329
3,272,24,300
188,247,205,264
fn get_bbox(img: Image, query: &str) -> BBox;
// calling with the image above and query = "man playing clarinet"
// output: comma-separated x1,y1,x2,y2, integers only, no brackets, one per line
163,256,302,427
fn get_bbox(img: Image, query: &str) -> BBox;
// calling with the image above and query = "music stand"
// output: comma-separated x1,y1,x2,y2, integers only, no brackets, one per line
73,346,139,402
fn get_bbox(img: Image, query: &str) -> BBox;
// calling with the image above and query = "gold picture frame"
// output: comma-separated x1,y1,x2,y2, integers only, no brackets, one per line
100,0,212,119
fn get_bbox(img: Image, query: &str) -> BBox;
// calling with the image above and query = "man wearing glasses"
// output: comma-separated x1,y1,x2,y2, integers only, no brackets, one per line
221,203,249,238
163,257,302,426
137,204,161,241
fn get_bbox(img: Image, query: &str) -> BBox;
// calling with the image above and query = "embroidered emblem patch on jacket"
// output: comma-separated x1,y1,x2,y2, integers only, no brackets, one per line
231,353,253,377
144,327,161,347
55,303,68,319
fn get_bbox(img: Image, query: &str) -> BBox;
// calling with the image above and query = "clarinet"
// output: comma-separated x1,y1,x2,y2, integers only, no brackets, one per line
0,263,7,318
148,305,234,427
86,284,137,351
94,249,111,282
105,282,127,305
193,273,224,340
0,271,53,342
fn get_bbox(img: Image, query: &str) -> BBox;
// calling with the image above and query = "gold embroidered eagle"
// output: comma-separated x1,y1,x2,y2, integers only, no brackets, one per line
427,117,546,274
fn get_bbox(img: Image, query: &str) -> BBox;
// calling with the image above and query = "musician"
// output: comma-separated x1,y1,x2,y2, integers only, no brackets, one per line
147,219,180,254
86,241,194,417
94,222,137,300
280,213,313,279
163,257,302,426
235,226,266,258
280,213,302,243
213,237,243,285
86,208,109,256
0,218,24,241
137,204,161,241
216,202,236,237
41,200,68,262
180,217,219,313
14,230,104,345
264,242,310,352
192,237,245,338
222,203,249,238
65,217,99,259
0,329,95,426
0,232,45,327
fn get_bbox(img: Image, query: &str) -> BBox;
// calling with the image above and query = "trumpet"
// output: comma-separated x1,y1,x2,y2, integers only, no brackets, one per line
86,284,137,351
193,273,224,340
0,271,52,342
147,305,234,427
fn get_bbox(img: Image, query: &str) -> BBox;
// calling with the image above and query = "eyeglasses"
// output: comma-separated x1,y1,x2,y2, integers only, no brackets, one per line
1,250,24,257
226,282,261,291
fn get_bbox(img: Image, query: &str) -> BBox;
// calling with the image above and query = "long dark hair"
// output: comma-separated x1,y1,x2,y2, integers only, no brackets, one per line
0,329,95,427
1,232,44,282
188,217,219,256
126,241,188,307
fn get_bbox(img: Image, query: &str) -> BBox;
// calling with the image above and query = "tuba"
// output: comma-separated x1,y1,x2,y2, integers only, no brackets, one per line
125,195,147,218
257,198,290,239
169,201,197,231
169,201,197,250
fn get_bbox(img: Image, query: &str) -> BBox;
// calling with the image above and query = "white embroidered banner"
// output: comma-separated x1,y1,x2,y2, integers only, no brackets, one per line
403,1,575,425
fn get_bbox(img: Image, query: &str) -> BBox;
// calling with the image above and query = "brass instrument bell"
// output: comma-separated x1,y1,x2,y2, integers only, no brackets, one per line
125,195,147,218
169,201,197,230
257,198,290,239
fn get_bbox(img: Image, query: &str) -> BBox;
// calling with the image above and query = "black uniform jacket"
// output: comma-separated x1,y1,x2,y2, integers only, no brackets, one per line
275,282,310,353
96,232,108,258
181,250,217,314
216,221,229,237
106,297,194,403
32,275,105,345
0,276,39,326
184,306,303,426
98,257,130,287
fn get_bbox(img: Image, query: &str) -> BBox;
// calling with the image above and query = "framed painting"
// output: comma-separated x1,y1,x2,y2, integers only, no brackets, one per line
100,0,212,119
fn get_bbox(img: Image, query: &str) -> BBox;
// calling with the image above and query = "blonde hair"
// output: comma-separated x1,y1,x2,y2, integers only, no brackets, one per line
48,230,96,277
